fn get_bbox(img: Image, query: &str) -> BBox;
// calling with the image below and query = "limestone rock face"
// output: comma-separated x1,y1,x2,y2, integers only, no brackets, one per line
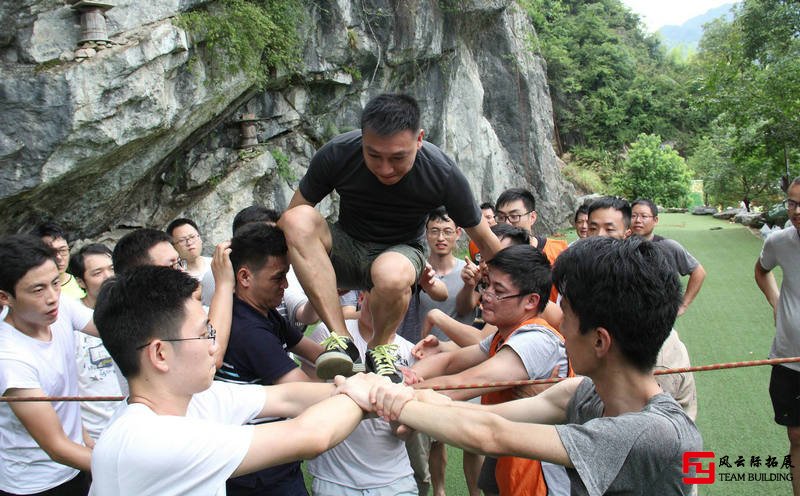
1,0,575,246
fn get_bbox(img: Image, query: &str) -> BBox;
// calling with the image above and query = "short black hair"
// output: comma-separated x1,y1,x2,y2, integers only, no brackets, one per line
112,228,173,275
553,237,681,372
631,198,658,218
166,218,200,236
95,266,199,378
491,223,530,246
0,235,57,297
573,203,589,223
587,196,632,229
230,223,287,274
361,94,421,136
496,188,536,213
32,221,66,241
426,207,452,226
486,245,551,313
69,243,113,281
480,202,495,212
232,206,281,236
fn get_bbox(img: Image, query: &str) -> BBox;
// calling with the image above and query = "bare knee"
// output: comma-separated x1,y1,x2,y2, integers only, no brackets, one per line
278,205,326,243
371,255,416,294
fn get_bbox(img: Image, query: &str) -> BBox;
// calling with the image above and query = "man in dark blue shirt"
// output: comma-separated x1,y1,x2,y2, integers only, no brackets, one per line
215,223,323,496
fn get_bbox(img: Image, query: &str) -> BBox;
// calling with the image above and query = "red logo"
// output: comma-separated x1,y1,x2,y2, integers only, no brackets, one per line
683,451,716,484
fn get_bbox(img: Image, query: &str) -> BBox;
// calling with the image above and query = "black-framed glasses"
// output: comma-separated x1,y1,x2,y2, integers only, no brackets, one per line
173,233,199,246
785,199,800,211
427,228,456,238
136,322,216,350
478,286,526,303
496,211,532,223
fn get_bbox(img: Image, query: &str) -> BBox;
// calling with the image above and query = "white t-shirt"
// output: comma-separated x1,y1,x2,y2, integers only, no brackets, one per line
0,295,92,494
307,320,415,489
189,255,212,281
90,382,265,496
74,330,125,440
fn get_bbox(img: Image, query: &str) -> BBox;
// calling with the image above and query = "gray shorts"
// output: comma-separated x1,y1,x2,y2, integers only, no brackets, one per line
311,474,419,495
329,222,426,290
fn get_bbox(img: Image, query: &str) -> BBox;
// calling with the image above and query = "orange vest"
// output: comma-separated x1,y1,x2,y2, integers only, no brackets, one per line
481,318,573,496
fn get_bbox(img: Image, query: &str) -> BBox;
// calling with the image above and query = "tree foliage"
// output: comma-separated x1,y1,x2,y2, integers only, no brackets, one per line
689,0,800,208
613,134,691,207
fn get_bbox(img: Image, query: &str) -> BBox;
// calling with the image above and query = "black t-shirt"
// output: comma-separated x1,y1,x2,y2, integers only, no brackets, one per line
215,296,306,490
299,130,482,244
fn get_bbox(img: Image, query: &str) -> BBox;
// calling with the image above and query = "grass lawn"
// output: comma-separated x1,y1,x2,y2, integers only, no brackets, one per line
307,213,793,495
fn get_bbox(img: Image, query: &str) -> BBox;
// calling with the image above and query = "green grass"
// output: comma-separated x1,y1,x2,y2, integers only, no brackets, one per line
305,214,792,495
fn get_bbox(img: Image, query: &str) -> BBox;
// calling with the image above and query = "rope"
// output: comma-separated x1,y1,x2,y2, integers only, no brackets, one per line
421,356,800,392
2,356,800,402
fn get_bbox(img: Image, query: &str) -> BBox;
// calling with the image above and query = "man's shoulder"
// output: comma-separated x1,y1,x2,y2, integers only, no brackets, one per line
765,227,799,249
232,299,286,332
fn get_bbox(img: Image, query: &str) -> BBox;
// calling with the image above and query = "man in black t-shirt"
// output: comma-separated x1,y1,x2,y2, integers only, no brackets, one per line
278,94,500,382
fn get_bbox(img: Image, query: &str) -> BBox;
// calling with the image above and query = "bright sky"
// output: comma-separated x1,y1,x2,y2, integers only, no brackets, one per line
620,0,735,32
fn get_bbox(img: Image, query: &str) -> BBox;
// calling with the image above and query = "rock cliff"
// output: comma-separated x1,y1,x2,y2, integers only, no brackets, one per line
0,0,575,245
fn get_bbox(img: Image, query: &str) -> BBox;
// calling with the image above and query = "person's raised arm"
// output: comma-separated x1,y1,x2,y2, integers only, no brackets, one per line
7,388,92,471
287,189,315,210
422,309,483,347
208,241,234,369
419,263,448,302
455,256,481,316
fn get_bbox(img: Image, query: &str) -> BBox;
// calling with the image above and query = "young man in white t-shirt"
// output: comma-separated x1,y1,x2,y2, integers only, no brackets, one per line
90,265,381,496
307,290,417,495
68,243,124,441
0,235,100,495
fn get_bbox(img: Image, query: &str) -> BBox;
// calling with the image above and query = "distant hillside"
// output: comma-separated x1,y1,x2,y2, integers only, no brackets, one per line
658,3,737,52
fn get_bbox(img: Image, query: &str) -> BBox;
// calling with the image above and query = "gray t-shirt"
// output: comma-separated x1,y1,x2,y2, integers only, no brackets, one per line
759,227,800,371
555,378,702,496
478,324,569,380
419,259,477,342
655,239,699,276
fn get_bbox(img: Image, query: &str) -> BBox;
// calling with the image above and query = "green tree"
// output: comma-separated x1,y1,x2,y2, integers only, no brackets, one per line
613,134,691,207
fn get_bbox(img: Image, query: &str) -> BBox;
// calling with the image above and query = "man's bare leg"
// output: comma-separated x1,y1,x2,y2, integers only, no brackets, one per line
279,206,357,378
368,252,416,347
788,426,800,495
463,451,484,496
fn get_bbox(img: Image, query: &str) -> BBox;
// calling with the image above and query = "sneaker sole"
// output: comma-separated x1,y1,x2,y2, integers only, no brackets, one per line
316,352,354,380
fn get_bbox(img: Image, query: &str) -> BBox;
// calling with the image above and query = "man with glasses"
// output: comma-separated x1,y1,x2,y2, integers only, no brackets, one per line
278,94,501,383
167,218,212,282
407,245,570,496
630,198,706,316
111,228,234,371
90,265,379,496
755,177,800,496
34,222,85,299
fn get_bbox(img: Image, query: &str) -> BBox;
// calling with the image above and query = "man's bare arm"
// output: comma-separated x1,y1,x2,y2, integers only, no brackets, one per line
678,263,706,316
464,219,502,261
7,388,92,471
208,241,234,369
287,189,315,210
755,260,780,322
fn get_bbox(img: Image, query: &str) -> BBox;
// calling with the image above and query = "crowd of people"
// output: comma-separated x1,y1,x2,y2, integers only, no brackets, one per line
1,92,798,496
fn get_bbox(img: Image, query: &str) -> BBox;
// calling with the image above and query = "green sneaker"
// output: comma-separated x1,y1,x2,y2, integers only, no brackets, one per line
316,332,362,380
366,344,404,383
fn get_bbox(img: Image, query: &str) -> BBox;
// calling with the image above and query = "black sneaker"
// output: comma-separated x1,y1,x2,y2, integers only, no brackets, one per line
366,344,404,383
316,332,361,380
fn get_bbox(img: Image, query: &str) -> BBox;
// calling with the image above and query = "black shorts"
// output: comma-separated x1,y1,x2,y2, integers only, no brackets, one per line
770,364,800,427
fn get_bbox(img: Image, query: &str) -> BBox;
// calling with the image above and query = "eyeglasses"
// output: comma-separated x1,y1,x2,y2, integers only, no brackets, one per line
785,199,800,211
173,233,199,246
136,321,216,350
631,214,654,220
478,286,527,303
171,258,188,271
496,211,532,223
427,228,456,237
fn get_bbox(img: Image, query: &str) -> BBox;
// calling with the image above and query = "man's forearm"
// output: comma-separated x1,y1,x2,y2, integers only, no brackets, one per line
681,264,706,311
754,261,780,309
